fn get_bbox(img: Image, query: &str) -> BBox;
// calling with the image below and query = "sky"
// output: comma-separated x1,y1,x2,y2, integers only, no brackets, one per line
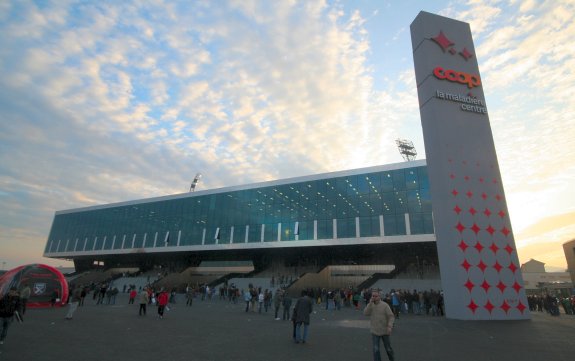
0,0,574,272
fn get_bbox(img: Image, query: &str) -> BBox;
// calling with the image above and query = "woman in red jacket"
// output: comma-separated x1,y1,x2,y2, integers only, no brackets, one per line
157,290,169,319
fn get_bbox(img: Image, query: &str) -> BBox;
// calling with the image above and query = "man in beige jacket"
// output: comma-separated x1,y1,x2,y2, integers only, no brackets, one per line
363,291,395,361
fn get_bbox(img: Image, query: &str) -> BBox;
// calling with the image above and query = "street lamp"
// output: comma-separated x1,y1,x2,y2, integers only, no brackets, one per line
189,173,202,192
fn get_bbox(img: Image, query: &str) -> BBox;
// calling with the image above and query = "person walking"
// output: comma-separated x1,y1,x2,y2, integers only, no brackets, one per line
138,287,149,316
273,288,283,320
0,287,22,345
364,291,395,361
293,290,313,344
19,284,31,315
65,285,83,320
157,289,169,319
282,292,292,321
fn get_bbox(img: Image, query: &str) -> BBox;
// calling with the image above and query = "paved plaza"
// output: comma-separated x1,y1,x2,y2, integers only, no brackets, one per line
1,293,574,361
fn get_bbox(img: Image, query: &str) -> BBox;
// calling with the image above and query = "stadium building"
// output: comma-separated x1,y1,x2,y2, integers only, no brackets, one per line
44,160,438,279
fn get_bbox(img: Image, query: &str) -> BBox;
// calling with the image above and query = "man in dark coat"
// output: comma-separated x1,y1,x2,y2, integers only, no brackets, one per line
0,287,22,345
292,290,313,343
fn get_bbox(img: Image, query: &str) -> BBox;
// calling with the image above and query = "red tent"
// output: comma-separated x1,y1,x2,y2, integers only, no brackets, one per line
0,264,69,308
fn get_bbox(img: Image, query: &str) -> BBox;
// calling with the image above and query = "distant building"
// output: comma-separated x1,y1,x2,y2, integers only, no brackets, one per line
521,259,573,296
563,239,575,286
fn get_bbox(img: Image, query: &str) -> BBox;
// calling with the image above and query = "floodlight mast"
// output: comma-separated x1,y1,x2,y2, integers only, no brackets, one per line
396,139,417,161
189,173,202,192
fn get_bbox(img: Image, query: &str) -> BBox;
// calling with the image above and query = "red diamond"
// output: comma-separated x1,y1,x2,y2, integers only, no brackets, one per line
474,241,484,252
501,226,510,237
517,301,527,314
504,244,514,254
454,205,462,214
496,280,506,293
493,261,503,273
498,210,506,218
458,240,469,252
471,223,481,234
464,175,470,181
469,207,477,216
464,279,475,292
495,194,502,201
432,31,455,52
477,260,487,272
450,173,456,179
489,242,499,254
484,300,495,313
492,178,498,184
512,281,522,293
456,222,466,233
459,47,474,60
466,191,473,198
479,177,485,183
508,262,518,273
452,189,459,197
486,225,495,235
501,300,511,313
481,192,488,200
468,299,479,313
480,280,490,292
483,208,492,217
461,259,472,272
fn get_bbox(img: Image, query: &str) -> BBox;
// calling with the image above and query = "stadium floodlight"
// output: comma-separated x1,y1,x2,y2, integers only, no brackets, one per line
396,139,417,161
189,173,202,192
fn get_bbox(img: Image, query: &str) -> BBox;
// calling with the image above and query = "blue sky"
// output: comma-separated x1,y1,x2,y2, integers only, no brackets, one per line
1,0,574,271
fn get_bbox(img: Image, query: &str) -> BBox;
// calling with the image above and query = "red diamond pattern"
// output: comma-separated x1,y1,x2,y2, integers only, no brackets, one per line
474,241,484,252
464,279,475,292
517,301,527,314
452,189,459,197
477,260,487,272
466,191,473,198
468,299,479,313
479,177,485,183
512,281,522,293
501,226,510,237
454,205,462,214
455,222,466,233
469,207,477,216
486,225,495,235
501,300,511,313
481,192,488,200
483,208,492,217
508,262,518,273
458,240,469,252
489,242,499,254
464,175,470,181
480,280,490,292
498,210,506,218
492,178,498,184
493,261,503,273
461,259,472,272
496,280,506,293
484,300,495,313
504,244,514,255
450,173,456,179
471,223,481,234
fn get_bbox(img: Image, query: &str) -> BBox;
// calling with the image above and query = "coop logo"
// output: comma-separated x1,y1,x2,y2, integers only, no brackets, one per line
433,66,481,88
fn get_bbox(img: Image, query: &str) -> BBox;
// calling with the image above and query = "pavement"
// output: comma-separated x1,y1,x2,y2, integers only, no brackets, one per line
1,293,574,361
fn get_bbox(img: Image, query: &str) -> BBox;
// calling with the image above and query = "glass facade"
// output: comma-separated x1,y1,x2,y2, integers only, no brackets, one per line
44,162,433,255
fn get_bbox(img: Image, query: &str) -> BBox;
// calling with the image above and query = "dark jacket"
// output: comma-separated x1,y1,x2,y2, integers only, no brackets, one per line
0,291,22,318
293,295,313,325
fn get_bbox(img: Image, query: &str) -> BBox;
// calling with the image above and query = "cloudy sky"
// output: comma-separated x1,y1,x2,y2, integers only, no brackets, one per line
1,0,573,272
